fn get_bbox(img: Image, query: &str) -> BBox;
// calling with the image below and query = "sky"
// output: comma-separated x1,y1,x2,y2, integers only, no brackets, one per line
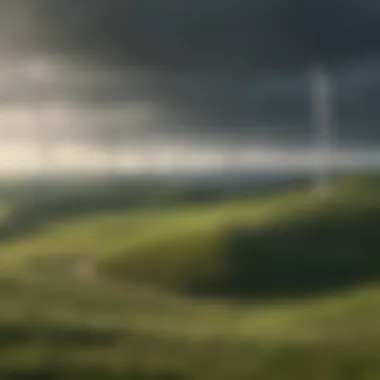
0,1,380,174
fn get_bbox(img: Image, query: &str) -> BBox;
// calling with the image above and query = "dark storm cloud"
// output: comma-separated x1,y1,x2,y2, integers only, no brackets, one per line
2,61,379,146
4,0,378,71
1,0,380,145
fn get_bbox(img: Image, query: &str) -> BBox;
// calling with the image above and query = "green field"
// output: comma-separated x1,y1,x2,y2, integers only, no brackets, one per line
0,176,379,379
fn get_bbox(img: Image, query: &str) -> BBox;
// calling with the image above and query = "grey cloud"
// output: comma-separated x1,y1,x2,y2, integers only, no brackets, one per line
0,59,379,147
0,1,380,146
1,0,380,71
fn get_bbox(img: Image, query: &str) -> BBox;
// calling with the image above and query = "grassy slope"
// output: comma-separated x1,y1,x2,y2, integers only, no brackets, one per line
0,176,379,378
1,177,380,292
0,270,379,379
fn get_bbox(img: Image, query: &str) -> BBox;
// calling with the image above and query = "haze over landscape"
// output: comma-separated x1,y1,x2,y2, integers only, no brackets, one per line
0,2,380,380
0,1,380,177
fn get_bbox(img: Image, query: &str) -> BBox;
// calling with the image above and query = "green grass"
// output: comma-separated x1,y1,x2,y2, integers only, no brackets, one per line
0,175,379,378
0,271,379,379
1,176,380,296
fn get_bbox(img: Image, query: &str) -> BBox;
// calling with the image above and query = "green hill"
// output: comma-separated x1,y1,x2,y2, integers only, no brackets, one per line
1,176,380,298
0,262,379,379
0,176,379,379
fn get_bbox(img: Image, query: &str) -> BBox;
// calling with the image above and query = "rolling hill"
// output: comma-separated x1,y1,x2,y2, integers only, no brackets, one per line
0,175,379,379
1,176,379,297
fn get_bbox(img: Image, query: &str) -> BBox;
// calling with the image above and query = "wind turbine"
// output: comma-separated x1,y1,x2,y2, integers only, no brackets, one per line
311,64,333,197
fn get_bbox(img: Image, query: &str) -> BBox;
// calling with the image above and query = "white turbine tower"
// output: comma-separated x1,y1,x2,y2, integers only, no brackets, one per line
311,64,333,197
